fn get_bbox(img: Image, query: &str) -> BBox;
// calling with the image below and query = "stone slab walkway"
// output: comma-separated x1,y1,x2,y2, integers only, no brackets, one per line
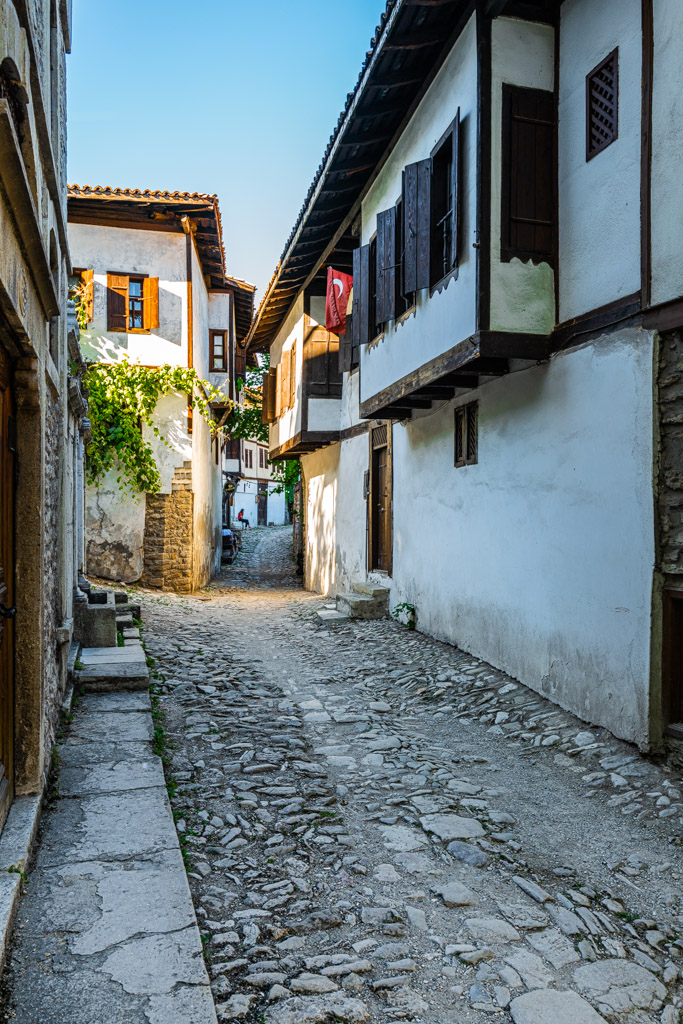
4,688,216,1023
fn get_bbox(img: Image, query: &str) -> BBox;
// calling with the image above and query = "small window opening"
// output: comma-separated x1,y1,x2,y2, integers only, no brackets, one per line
455,402,478,467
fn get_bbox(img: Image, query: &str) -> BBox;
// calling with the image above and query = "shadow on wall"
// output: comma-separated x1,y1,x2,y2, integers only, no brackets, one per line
306,470,338,596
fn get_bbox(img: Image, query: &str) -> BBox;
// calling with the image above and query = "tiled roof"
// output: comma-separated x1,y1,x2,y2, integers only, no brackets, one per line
67,185,219,203
246,0,479,353
67,184,255,341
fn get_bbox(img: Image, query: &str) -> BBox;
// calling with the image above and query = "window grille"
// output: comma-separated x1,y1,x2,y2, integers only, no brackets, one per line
586,49,618,160
454,402,478,468
372,424,387,449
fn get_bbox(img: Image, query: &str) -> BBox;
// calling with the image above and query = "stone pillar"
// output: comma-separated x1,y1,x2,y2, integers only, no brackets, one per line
141,490,194,594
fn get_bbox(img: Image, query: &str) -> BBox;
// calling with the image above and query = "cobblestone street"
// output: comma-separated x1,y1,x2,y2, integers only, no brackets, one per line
141,526,683,1024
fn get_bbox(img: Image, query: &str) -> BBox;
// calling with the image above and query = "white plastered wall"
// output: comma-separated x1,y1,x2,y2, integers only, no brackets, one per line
558,0,642,321
360,14,478,404
302,432,368,598
69,223,188,365
191,241,222,586
490,17,555,334
650,0,683,306
269,295,304,450
389,329,655,747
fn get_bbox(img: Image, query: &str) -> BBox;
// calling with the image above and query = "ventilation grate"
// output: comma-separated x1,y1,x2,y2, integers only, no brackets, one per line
372,424,388,449
586,49,618,160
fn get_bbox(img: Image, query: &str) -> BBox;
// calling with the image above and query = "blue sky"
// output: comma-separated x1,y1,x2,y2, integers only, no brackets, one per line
67,0,382,301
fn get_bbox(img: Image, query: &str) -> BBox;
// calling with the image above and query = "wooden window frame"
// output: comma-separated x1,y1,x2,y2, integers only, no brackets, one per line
454,401,478,468
244,448,253,470
500,84,555,266
430,111,460,288
210,329,228,372
586,48,619,162
106,272,159,334
369,235,380,341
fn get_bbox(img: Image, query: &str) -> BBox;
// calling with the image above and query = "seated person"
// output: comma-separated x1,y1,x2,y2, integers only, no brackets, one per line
237,509,250,528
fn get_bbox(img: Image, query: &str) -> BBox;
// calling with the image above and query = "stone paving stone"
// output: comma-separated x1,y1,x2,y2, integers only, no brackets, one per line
509,989,608,1023
24,526,678,1024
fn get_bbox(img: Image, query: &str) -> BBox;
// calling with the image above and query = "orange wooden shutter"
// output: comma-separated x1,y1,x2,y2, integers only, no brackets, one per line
267,367,277,421
107,274,128,332
81,269,94,324
290,344,296,407
282,349,291,410
143,277,159,330
275,364,281,418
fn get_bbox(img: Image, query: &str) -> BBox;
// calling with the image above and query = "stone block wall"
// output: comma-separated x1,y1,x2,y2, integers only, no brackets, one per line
141,490,194,594
658,330,683,579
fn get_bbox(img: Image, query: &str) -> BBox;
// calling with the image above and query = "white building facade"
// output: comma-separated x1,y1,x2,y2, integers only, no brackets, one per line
249,0,683,753
68,187,254,593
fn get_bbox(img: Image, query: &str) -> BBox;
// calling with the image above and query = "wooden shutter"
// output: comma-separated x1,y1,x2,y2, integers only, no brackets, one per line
501,85,554,264
305,325,342,396
107,273,128,332
450,110,460,272
358,244,371,347
282,349,291,410
267,366,277,421
290,341,297,407
143,277,159,330
275,364,281,417
81,269,94,324
261,371,271,425
235,345,246,387
376,207,397,326
352,247,362,357
339,318,352,373
403,159,431,293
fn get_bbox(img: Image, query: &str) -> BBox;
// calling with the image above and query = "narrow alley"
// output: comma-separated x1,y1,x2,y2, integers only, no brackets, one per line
8,527,680,1024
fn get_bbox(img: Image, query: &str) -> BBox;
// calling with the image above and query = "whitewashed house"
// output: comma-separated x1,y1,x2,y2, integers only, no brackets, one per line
224,437,287,528
68,186,254,592
248,0,683,753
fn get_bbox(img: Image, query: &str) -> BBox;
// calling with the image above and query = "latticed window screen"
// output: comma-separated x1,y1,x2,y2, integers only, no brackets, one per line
586,49,618,160
372,424,388,449
454,402,478,468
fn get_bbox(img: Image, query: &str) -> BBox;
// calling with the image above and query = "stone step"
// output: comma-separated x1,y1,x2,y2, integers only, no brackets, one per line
75,645,149,693
336,592,388,620
316,608,350,626
353,582,390,600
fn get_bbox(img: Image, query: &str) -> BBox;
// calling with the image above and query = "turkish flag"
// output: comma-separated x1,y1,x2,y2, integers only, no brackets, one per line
325,267,353,335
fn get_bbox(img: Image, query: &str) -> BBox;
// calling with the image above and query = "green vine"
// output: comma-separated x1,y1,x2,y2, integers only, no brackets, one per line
84,360,230,496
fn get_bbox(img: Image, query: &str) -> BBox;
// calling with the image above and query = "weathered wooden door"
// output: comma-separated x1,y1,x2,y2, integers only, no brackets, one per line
663,590,683,735
0,345,15,831
368,423,392,574
257,482,268,527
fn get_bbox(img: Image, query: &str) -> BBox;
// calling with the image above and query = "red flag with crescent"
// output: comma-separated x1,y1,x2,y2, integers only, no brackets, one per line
325,266,353,335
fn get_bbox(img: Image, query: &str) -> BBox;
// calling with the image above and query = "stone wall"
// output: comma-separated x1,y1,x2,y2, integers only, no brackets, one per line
141,491,194,593
657,330,683,581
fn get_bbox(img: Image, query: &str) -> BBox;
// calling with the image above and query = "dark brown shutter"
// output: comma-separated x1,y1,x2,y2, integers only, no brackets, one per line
339,320,352,373
305,325,342,397
107,273,128,332
352,246,362,358
267,366,277,421
359,244,371,346
403,159,431,293
376,207,397,326
501,85,554,264
261,371,270,425
143,277,159,330
450,109,460,272
235,345,247,386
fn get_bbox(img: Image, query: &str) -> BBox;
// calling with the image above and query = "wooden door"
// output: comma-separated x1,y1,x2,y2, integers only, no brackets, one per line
257,482,268,527
368,423,392,574
0,345,15,831
663,590,683,736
